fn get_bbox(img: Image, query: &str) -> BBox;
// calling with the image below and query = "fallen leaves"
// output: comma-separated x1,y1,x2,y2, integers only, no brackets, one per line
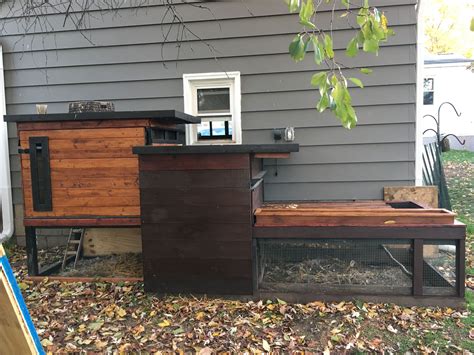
5,244,473,353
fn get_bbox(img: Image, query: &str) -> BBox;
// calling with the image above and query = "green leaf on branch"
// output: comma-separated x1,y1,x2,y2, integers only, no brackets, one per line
360,68,373,74
324,34,334,58
317,93,330,112
311,71,328,87
299,0,315,28
471,17,474,31
363,38,379,53
348,77,364,88
341,0,350,9
285,0,300,13
346,37,359,57
289,34,306,62
312,36,325,65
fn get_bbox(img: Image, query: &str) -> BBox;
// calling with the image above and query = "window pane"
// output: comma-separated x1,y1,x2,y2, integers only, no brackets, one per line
197,122,210,137
424,78,434,91
424,91,434,105
197,88,230,113
211,121,226,136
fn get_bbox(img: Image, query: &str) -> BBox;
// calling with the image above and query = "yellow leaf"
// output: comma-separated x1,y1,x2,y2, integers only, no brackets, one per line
116,307,127,318
262,339,271,352
41,339,53,347
196,311,206,320
158,319,171,328
150,310,157,317
95,340,108,349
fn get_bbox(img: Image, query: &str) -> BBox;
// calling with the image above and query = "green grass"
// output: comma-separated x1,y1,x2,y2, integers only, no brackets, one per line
442,150,474,164
442,150,474,350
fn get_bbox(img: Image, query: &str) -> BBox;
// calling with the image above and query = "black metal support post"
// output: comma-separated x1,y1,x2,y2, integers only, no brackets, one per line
25,226,39,276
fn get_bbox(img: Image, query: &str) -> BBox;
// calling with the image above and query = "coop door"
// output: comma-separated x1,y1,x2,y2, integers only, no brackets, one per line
29,136,52,211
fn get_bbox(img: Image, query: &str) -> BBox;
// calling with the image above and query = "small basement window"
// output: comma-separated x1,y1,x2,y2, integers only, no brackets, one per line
423,78,434,105
183,72,241,144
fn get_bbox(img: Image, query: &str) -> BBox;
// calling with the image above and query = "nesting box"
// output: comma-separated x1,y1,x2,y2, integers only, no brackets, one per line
6,110,198,227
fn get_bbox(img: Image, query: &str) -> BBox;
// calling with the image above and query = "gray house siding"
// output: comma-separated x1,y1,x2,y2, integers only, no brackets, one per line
1,0,417,234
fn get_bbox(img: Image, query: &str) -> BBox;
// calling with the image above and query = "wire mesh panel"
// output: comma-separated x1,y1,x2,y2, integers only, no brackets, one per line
423,240,457,296
257,239,413,296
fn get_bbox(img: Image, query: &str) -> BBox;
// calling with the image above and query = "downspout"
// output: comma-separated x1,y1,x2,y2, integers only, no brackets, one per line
0,44,14,243
415,0,424,186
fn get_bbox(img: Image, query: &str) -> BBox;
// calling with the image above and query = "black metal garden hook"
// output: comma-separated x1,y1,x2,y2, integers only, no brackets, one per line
423,101,466,151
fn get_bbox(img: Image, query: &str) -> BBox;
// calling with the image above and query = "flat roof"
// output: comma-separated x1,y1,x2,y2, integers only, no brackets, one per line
4,110,200,124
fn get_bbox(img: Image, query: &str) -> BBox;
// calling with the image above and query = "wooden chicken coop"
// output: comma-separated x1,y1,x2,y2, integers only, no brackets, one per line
6,109,466,306
5,110,198,275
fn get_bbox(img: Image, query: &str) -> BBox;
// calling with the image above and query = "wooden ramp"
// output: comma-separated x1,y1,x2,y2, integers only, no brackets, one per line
0,245,44,354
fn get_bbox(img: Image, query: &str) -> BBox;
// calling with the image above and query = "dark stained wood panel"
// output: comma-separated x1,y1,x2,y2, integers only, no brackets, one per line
139,170,250,188
138,152,254,295
139,187,251,207
139,154,250,171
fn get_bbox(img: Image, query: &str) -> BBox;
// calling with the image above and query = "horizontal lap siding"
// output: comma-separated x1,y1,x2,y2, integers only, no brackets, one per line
2,0,417,210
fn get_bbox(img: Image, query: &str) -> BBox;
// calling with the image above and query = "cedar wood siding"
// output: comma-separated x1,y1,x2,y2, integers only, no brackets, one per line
1,0,417,223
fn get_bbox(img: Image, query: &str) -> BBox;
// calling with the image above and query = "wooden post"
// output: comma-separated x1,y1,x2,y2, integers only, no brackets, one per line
457,239,466,298
25,227,39,276
413,239,424,296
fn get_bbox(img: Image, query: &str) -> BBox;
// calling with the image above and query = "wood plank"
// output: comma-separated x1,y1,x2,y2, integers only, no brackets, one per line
139,170,250,188
139,187,251,207
142,258,252,279
18,119,151,131
142,240,251,259
254,153,290,159
22,157,138,169
24,167,138,178
24,195,140,207
254,214,455,226
83,228,142,256
18,119,152,131
22,176,139,189
23,217,141,227
24,206,140,217
19,127,145,140
0,272,37,354
139,154,250,171
252,225,467,239
141,223,252,242
20,137,145,150
141,205,251,224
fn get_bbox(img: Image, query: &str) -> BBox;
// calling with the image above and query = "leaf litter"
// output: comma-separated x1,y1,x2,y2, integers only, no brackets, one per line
7,246,473,353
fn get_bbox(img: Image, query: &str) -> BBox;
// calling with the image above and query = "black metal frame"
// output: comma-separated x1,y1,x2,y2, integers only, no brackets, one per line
29,136,53,212
253,225,466,299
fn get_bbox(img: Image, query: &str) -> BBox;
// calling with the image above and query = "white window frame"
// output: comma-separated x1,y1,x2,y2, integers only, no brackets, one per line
183,72,242,145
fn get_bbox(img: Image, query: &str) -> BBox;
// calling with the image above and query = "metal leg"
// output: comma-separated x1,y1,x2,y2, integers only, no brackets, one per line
25,226,39,276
